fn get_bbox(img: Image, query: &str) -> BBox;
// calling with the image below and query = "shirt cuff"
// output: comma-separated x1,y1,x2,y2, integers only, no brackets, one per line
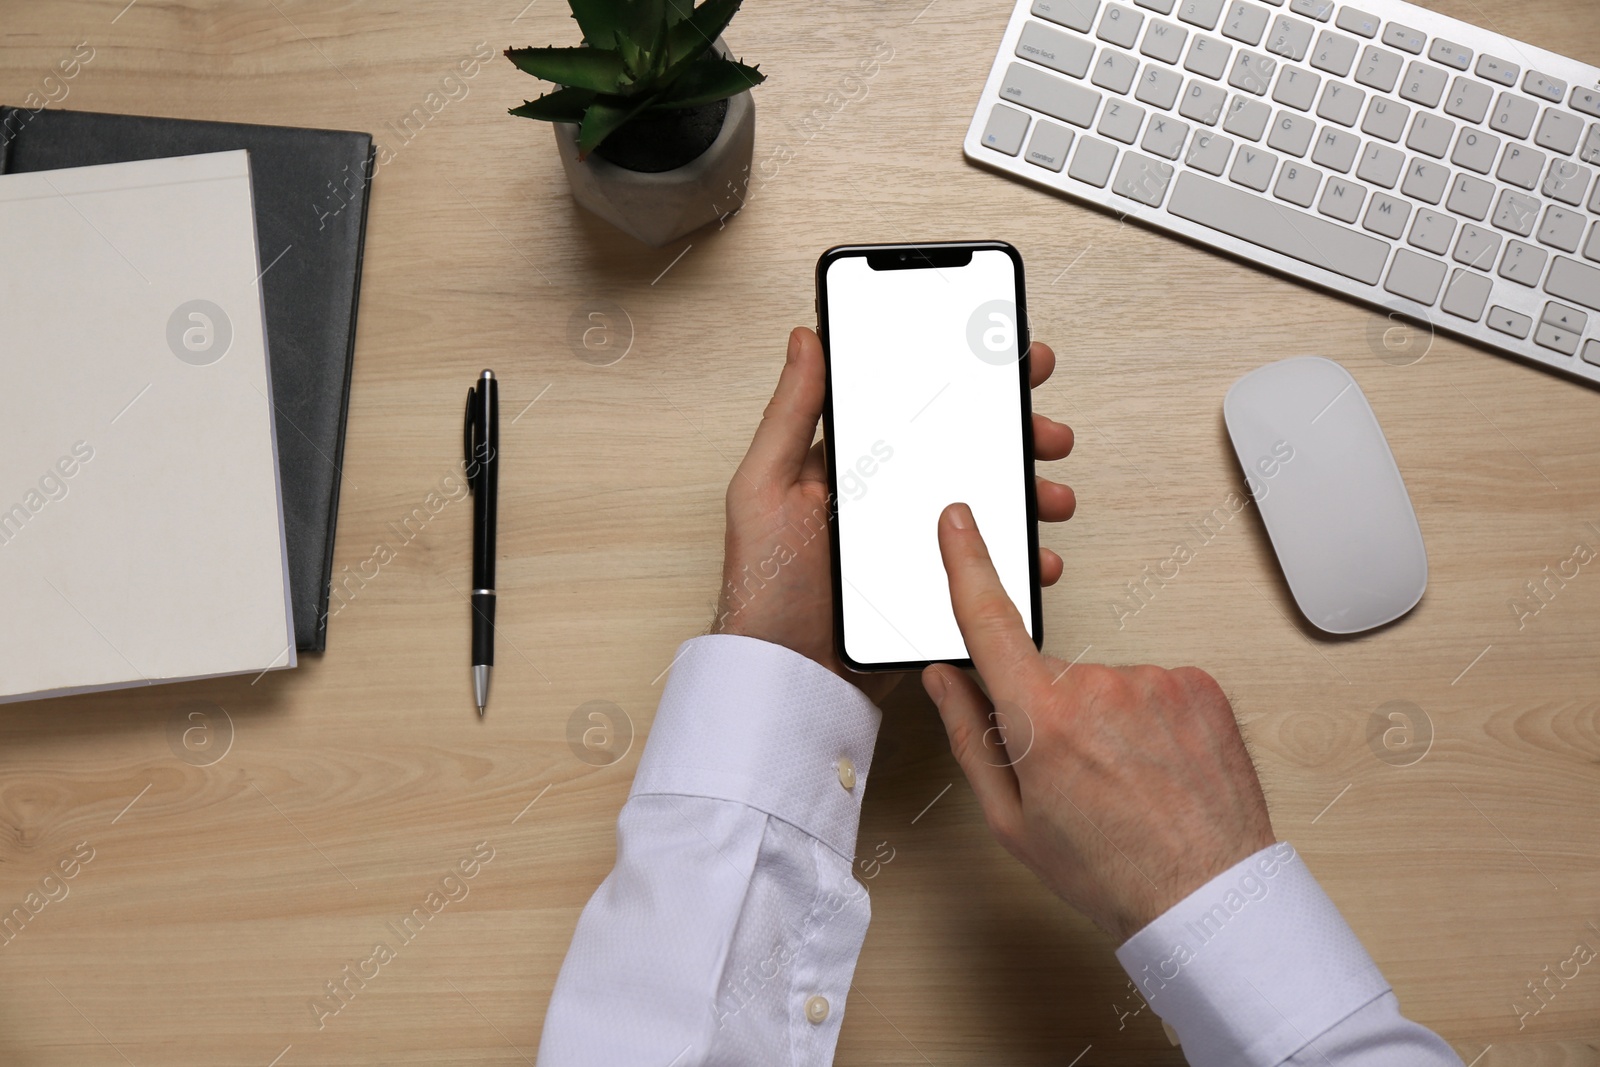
1115,842,1392,1067
633,634,883,862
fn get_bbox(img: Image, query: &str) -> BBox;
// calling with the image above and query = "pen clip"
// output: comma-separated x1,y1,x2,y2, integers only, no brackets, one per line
463,385,477,495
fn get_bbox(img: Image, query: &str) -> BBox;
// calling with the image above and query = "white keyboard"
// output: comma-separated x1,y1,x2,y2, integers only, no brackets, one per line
964,0,1600,385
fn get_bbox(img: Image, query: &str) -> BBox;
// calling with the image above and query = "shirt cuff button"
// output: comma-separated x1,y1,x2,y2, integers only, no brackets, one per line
836,756,856,790
804,994,830,1023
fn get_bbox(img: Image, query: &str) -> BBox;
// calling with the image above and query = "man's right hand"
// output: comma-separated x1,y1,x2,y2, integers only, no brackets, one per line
921,503,1277,944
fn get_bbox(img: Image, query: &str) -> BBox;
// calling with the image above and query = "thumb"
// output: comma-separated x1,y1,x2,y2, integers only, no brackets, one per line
923,664,1022,836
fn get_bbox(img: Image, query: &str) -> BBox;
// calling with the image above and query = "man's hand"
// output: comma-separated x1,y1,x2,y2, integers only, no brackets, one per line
713,327,1077,695
922,504,1276,943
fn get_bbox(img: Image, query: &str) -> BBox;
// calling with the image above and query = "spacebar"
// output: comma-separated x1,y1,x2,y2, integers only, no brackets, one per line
1167,173,1391,286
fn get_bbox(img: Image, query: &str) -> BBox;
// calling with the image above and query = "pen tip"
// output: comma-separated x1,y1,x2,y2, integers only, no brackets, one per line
478,705,485,717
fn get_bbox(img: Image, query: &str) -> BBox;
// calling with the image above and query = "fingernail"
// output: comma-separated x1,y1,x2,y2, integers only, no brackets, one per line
786,329,801,364
922,666,947,704
946,503,974,530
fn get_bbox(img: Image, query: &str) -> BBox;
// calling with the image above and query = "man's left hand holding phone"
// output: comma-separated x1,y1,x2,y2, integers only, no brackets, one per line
708,324,1077,700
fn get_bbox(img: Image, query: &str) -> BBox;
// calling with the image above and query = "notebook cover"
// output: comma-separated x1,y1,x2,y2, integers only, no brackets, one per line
0,151,296,701
0,107,372,652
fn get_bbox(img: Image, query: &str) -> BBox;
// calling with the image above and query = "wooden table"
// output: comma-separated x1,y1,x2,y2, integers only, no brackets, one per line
3,1,1598,1063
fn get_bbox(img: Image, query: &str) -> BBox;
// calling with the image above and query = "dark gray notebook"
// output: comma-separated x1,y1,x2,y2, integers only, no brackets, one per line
1,107,374,652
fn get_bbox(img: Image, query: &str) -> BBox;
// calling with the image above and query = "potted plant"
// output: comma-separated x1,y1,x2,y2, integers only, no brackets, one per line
507,0,765,247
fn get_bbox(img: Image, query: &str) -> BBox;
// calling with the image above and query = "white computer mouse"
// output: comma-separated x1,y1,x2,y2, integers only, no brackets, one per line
1223,356,1427,635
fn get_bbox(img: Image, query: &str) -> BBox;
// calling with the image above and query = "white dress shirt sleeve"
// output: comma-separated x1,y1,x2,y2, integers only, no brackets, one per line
536,634,882,1067
1115,842,1464,1066
538,634,1461,1067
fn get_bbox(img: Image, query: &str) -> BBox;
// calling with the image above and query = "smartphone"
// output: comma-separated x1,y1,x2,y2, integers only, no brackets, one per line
816,241,1041,672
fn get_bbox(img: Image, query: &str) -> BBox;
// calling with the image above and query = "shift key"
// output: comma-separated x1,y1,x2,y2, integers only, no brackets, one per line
1545,256,1600,312
1001,62,1104,128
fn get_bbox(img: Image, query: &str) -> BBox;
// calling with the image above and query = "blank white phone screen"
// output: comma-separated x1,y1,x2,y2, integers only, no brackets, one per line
825,249,1032,666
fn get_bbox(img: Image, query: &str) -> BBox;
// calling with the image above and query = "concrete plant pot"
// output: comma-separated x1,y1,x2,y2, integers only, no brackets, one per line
554,88,754,248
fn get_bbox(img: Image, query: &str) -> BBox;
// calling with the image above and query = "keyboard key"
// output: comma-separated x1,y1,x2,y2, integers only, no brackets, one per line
1025,120,1076,170
1222,1,1269,45
1142,113,1191,157
1228,51,1278,95
1385,249,1447,304
1498,239,1548,286
1265,14,1313,60
1444,78,1493,124
1399,62,1448,108
1142,21,1191,64
1574,88,1600,119
1288,0,1333,21
1584,338,1600,366
1092,50,1141,93
1363,191,1410,238
1382,23,1426,54
1176,0,1227,30
1453,224,1501,269
1427,39,1471,72
1546,255,1600,311
982,103,1032,155
1180,79,1229,124
1498,143,1545,189
1003,62,1104,127
1099,98,1147,142
1310,30,1359,76
1185,129,1234,173
1225,95,1273,138
1362,97,1410,141
1400,158,1449,204
1356,142,1405,187
1535,109,1584,155
1310,126,1360,171
1534,322,1579,355
1590,179,1600,214
1316,82,1365,126
1273,159,1322,205
1451,128,1499,174
1097,4,1145,48
1317,176,1365,221
1487,305,1532,337
1068,135,1119,185
1112,150,1176,203
1229,143,1279,188
1542,206,1593,254
1136,0,1177,11
1408,208,1456,254
1543,160,1591,208
1441,269,1493,320
1272,67,1320,110
1033,0,1100,32
1184,35,1233,79
1490,93,1539,139
1542,301,1587,332
1475,55,1519,88
1136,65,1186,108
1334,7,1379,38
1354,45,1402,92
1407,113,1454,158
1523,71,1566,104
1268,110,1316,155
1446,174,1495,220
1018,22,1097,78
1493,189,1540,236
1580,124,1600,165
1585,222,1600,262
1168,171,1391,282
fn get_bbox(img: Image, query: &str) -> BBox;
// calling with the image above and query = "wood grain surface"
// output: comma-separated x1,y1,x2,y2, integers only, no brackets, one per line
2,0,1598,1063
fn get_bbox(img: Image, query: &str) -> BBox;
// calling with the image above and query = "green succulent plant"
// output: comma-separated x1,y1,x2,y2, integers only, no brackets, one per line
506,0,765,159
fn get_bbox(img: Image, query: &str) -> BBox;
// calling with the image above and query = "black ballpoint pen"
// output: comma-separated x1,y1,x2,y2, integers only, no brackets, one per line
464,369,498,715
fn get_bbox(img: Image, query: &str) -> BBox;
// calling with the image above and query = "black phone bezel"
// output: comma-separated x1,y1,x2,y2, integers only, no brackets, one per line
815,240,1043,674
